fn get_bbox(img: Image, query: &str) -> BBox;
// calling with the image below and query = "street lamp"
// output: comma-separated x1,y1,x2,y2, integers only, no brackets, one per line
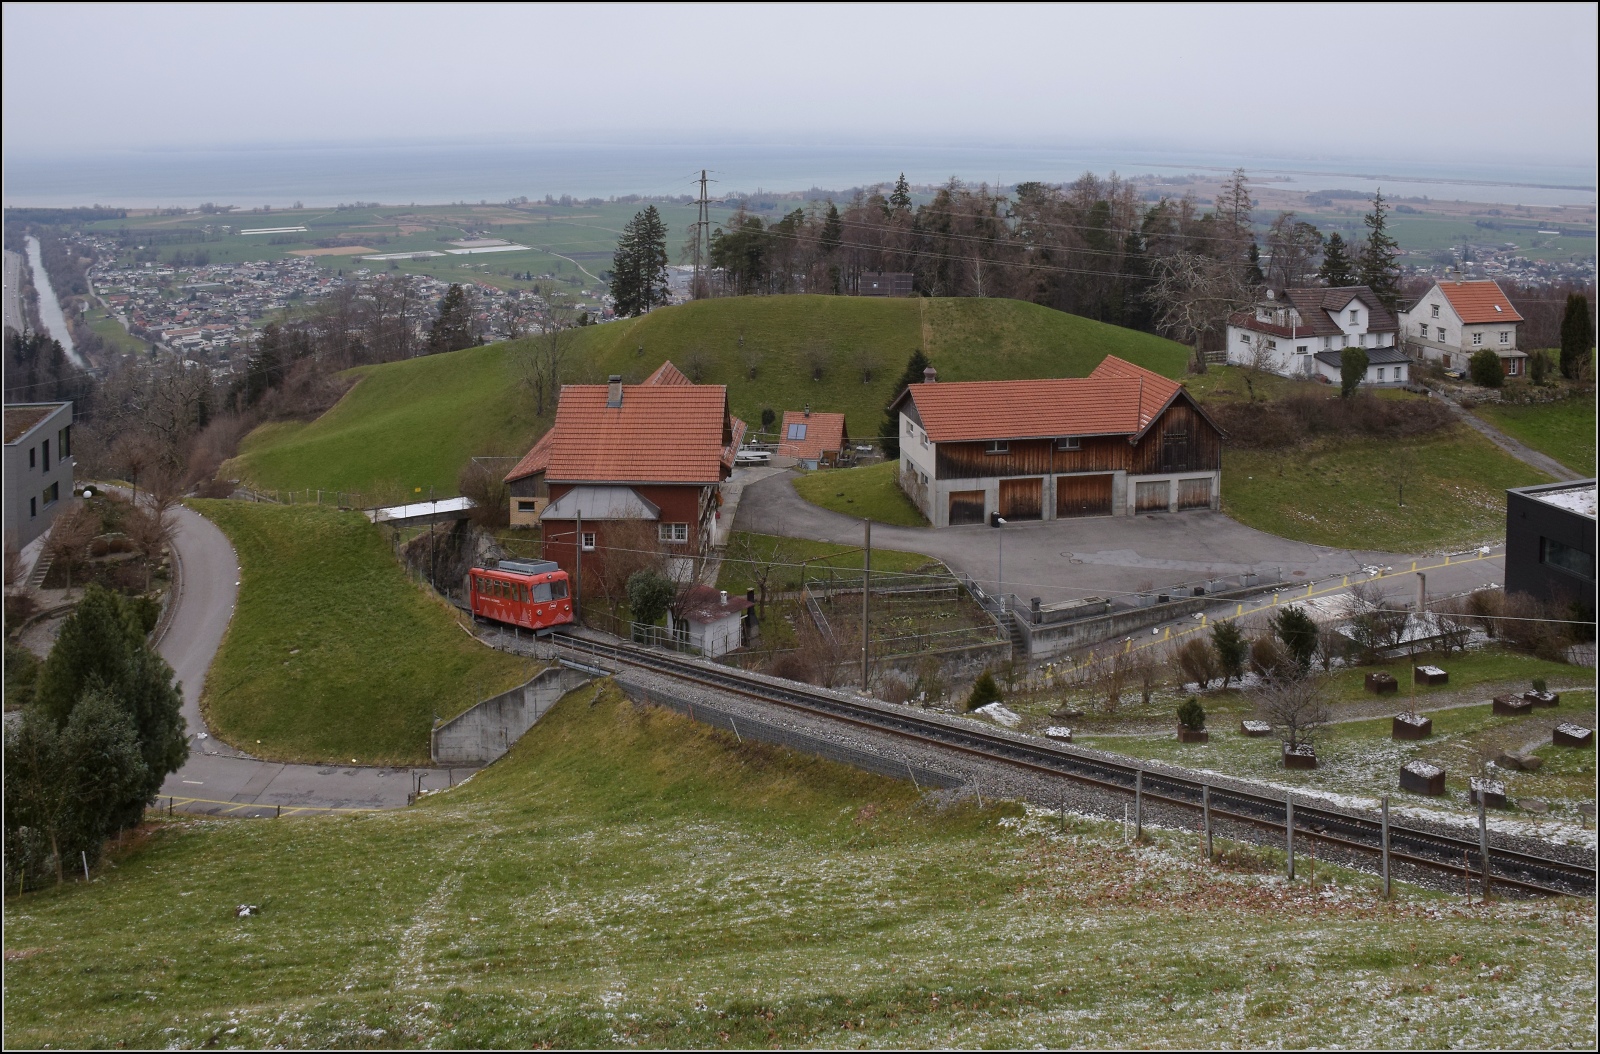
995,517,1008,612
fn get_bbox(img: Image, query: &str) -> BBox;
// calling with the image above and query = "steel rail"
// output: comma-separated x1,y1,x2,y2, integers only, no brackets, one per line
548,633,1595,897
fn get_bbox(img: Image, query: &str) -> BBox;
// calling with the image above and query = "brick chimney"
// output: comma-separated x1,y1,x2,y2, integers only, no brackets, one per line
606,374,623,407
923,366,937,383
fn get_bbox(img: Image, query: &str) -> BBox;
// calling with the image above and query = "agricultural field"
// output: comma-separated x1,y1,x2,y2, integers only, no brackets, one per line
223,295,1190,495
191,500,529,765
5,679,1594,1049
791,459,928,527
1474,396,1597,477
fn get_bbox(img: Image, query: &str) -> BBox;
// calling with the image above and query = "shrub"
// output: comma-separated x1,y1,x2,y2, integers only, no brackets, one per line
1210,621,1247,687
966,670,1002,711
1176,696,1206,731
1174,638,1219,690
1469,348,1504,388
1532,677,1547,693
625,568,677,627
1340,346,1369,398
1529,348,1554,385
1249,633,1285,678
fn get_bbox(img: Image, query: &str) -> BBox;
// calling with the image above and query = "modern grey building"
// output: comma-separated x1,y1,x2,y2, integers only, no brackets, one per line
4,401,75,552
1504,479,1596,618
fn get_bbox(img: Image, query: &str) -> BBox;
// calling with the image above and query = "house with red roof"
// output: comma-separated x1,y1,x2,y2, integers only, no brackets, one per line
503,360,744,583
776,407,848,469
1399,279,1526,377
886,357,1223,527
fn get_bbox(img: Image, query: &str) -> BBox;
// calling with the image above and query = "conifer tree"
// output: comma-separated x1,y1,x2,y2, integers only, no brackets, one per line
610,206,670,317
1357,190,1401,308
820,203,843,256
1317,231,1355,287
879,349,932,458
889,173,912,214
1245,242,1265,287
1560,292,1593,379
427,284,477,353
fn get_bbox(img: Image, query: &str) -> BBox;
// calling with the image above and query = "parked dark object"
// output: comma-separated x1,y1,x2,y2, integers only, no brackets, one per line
1469,777,1507,809
1553,723,1594,748
1522,690,1560,708
1178,727,1210,744
1413,665,1448,686
1283,743,1318,769
1492,694,1534,717
1399,760,1446,796
1240,719,1272,737
1365,671,1398,694
1392,713,1433,740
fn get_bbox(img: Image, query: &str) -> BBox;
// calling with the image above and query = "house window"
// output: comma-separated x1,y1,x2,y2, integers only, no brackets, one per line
1377,367,1386,380
1349,309,1359,324
1239,332,1251,344
1057,436,1081,450
786,422,808,440
984,440,1009,455
919,472,928,485
516,500,538,513
42,439,50,472
920,434,929,449
1265,339,1277,350
1395,365,1406,381
658,522,689,544
1418,322,1428,337
1541,537,1594,581
28,447,35,469
42,482,59,508
1436,327,1446,342
1431,304,1440,319
1499,331,1510,345
1472,332,1483,346
1296,345,1308,355
58,425,70,457
905,420,913,436
581,532,596,552
29,497,36,518
1323,336,1332,349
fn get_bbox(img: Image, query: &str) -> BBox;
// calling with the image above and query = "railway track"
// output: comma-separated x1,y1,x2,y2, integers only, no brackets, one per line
548,632,1596,899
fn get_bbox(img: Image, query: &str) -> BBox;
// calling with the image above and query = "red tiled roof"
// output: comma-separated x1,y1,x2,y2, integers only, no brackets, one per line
545,383,731,484
1436,280,1523,324
644,360,693,386
892,357,1183,443
721,417,748,471
776,410,848,461
504,428,555,483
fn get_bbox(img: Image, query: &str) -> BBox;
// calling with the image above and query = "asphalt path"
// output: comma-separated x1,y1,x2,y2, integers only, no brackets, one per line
155,501,473,816
732,468,1506,608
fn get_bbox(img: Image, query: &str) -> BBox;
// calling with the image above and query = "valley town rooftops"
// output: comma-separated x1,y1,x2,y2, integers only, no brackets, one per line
890,355,1204,443
1434,279,1524,324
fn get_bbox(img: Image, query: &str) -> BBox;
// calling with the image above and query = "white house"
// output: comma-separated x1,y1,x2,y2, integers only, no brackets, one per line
1399,279,1526,377
1310,346,1412,387
1225,286,1400,380
667,585,753,658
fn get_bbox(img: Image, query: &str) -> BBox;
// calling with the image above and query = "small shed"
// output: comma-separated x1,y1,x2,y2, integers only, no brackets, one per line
776,408,848,469
668,585,754,658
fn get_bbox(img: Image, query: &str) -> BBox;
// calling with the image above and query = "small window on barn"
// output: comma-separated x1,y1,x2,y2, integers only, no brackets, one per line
1057,437,1081,450
581,533,596,552
787,422,808,440
984,441,1009,455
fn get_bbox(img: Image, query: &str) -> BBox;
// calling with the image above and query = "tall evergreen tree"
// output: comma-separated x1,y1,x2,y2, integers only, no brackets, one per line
1357,190,1402,308
888,173,912,214
610,206,670,317
879,349,932,458
820,203,843,256
1318,231,1355,287
1560,292,1593,379
427,284,477,353
1244,242,1266,287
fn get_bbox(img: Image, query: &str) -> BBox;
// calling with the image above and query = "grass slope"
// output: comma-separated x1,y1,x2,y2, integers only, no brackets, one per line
5,681,1593,1049
715,530,942,596
226,296,1190,494
1223,423,1549,552
193,500,529,765
1475,398,1597,477
791,460,928,526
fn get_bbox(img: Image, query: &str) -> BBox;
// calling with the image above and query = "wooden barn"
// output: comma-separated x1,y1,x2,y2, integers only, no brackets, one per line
886,357,1224,527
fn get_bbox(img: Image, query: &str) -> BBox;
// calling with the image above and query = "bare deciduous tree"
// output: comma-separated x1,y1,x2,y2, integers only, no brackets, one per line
1264,212,1325,289
516,324,572,418
1147,252,1253,374
45,502,98,596
1253,671,1331,752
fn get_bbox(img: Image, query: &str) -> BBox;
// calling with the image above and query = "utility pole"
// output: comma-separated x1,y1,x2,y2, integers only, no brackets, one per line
861,518,871,689
573,509,583,624
693,169,715,300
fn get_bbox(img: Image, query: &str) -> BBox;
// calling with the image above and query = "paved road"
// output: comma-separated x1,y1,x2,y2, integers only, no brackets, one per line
733,470,1505,607
1434,391,1582,482
155,502,473,816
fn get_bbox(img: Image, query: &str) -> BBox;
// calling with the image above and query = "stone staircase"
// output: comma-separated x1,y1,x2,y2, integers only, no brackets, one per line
26,553,53,591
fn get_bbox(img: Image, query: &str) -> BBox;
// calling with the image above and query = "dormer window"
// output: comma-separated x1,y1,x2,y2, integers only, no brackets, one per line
1348,309,1359,325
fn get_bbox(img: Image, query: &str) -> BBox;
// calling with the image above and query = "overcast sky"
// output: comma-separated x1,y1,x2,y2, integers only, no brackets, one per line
3,2,1596,166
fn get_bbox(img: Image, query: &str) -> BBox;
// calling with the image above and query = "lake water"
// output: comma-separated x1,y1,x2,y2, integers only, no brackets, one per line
4,141,1594,210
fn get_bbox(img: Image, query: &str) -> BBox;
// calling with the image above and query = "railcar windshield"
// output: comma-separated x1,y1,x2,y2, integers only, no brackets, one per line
550,579,569,599
532,582,553,602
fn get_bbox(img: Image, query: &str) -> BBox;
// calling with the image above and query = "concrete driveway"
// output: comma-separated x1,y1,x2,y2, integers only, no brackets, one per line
732,470,1505,606
155,501,473,816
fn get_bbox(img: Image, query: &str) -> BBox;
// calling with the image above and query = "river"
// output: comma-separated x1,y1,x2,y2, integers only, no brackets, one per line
24,235,85,368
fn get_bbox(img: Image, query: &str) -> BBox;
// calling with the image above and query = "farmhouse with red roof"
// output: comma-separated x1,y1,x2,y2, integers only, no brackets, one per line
1400,279,1526,376
886,357,1223,527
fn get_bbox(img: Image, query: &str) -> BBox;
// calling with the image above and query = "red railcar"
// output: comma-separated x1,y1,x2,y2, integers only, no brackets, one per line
468,558,573,632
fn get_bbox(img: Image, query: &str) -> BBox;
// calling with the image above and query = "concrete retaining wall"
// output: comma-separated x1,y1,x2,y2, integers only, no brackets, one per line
1017,581,1290,660
430,664,593,765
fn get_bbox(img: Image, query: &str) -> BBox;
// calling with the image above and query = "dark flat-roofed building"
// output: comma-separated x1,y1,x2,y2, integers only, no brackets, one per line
1504,479,1596,618
4,401,74,552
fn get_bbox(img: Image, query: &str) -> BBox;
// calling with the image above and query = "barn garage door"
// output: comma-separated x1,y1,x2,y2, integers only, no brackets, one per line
948,490,986,526
1178,477,1213,510
1056,474,1113,518
998,477,1043,520
1135,480,1170,513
